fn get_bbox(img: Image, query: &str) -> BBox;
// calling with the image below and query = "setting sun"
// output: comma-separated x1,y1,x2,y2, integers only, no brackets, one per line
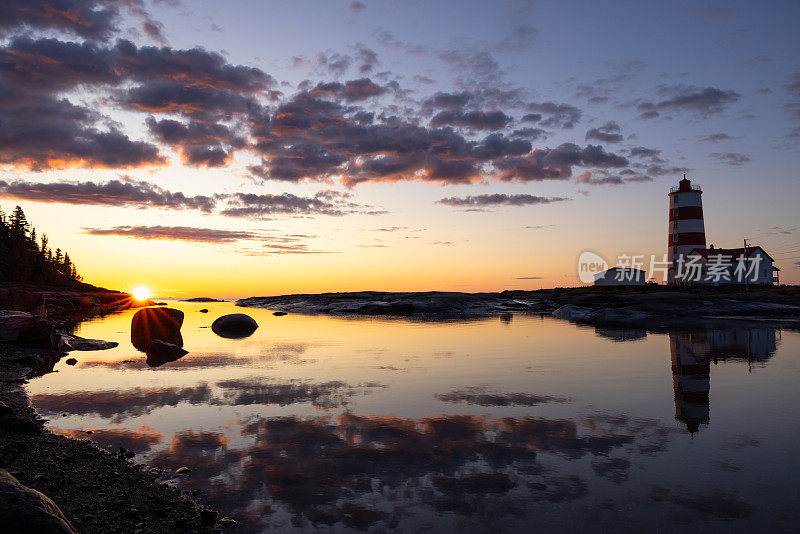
131,286,152,301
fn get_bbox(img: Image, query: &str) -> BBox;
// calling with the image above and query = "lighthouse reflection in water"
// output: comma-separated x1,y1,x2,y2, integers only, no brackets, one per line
670,327,779,433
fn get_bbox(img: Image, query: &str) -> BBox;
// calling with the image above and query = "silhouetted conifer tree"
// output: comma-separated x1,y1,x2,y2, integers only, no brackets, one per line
0,204,84,285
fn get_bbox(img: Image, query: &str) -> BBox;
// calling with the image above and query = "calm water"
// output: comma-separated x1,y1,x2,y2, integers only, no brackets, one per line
25,302,800,533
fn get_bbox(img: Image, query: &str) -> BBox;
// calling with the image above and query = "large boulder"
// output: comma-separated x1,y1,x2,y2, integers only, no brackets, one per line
0,470,76,533
0,311,58,348
211,313,258,339
131,307,184,353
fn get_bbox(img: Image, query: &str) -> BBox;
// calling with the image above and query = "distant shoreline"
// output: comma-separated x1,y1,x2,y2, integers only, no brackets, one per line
236,286,800,327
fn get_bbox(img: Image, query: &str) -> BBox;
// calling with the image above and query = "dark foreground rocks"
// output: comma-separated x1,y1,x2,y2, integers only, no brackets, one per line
0,311,58,348
0,469,76,534
0,286,147,324
0,341,220,534
211,313,258,339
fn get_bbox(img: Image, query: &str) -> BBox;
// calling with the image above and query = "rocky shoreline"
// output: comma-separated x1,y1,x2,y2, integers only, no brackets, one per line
0,287,227,533
237,287,800,326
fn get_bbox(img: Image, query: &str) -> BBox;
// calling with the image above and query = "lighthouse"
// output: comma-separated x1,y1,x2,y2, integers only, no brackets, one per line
667,174,706,284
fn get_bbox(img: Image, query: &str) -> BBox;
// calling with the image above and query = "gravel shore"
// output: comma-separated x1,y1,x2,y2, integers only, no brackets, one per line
0,342,227,534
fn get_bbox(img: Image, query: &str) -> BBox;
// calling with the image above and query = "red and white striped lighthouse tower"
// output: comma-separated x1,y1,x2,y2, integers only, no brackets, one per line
667,174,706,284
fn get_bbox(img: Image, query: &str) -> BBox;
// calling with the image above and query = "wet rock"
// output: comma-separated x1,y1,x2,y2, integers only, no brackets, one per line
199,309,209,313
0,311,58,349
65,358,77,366
199,509,218,525
175,467,190,475
145,340,188,368
211,314,258,339
0,469,77,533
272,311,287,316
131,307,184,354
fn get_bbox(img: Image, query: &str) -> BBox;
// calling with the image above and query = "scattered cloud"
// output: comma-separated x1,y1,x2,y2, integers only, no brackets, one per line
637,86,740,119
585,121,623,143
0,178,381,219
0,178,214,211
437,194,570,208
525,102,582,129
219,190,382,218
348,1,366,13
699,133,733,143
82,226,262,243
430,109,511,130
709,152,751,165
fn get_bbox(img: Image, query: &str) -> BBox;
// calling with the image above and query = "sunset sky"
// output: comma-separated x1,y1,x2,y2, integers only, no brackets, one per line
1,0,798,297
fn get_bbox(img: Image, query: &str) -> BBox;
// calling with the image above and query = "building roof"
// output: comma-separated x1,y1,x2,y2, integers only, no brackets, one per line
688,245,775,262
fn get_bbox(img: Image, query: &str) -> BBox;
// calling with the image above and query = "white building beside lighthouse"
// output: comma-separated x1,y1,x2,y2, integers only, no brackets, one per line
667,175,706,284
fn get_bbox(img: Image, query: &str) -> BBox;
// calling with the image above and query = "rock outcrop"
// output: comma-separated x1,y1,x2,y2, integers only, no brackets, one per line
58,334,118,352
237,291,555,319
0,311,58,349
0,469,77,534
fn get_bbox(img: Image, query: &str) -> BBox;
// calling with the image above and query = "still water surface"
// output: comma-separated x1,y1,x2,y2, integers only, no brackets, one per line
25,302,800,532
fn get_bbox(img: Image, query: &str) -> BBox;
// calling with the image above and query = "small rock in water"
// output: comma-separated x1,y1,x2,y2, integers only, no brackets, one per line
219,517,237,528
84,430,93,435
199,309,209,313
273,311,287,316
211,314,258,339
65,358,77,366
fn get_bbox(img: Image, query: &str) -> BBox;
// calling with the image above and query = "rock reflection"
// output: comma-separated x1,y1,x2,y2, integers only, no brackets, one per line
669,326,779,433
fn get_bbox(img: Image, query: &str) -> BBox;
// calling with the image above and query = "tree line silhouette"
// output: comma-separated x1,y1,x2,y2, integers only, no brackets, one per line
0,204,83,285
